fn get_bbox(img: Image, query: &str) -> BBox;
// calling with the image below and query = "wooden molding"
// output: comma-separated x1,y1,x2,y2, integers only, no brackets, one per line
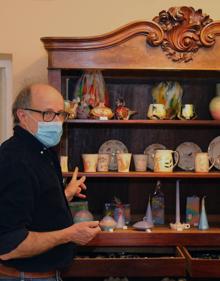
41,21,163,51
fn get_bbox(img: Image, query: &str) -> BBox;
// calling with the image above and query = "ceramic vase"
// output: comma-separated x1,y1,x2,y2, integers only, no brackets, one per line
209,83,220,120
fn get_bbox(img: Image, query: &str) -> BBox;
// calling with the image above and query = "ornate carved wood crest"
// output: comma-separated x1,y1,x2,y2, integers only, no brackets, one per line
151,6,216,62
41,6,220,66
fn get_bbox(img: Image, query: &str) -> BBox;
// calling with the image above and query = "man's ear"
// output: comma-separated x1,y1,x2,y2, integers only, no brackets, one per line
16,109,27,124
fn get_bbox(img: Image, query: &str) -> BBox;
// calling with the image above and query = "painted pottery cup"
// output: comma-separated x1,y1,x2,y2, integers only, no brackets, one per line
195,152,215,172
116,153,132,172
133,154,147,171
82,154,98,172
97,153,110,172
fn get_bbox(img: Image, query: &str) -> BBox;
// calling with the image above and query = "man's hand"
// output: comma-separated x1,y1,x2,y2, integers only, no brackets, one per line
65,167,86,201
66,221,101,245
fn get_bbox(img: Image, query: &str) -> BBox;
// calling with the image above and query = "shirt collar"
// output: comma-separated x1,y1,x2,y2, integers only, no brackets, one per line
14,125,48,153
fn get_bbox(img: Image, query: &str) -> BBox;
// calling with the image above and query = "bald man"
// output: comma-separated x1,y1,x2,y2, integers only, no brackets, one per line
0,84,100,280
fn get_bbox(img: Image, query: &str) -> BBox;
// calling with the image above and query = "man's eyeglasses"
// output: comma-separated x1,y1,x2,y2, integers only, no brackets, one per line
24,108,69,122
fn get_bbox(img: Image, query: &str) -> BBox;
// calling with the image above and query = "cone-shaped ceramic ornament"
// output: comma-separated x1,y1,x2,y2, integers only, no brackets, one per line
116,207,126,229
144,196,154,226
198,196,209,230
132,196,154,230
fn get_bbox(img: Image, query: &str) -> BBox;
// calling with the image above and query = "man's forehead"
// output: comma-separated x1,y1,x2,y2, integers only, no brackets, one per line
31,84,60,96
30,85,63,106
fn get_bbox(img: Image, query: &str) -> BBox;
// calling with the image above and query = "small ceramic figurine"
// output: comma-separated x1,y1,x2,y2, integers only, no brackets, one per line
99,215,117,231
115,98,136,120
76,101,91,119
90,102,114,119
115,207,126,229
64,99,78,119
132,196,154,231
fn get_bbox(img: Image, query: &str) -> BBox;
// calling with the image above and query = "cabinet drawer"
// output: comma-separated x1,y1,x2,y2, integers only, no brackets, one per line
182,247,220,278
63,246,185,277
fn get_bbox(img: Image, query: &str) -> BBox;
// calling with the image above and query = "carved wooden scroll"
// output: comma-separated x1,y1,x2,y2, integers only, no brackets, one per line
151,6,220,62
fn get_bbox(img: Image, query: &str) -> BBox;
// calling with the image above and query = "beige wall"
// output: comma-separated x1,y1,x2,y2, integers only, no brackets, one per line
1,0,220,96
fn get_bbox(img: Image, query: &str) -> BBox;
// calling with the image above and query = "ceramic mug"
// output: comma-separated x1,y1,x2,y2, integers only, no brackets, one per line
133,154,147,171
116,153,132,172
97,153,110,172
82,154,98,172
195,152,215,172
153,149,179,172
178,104,197,120
147,104,166,120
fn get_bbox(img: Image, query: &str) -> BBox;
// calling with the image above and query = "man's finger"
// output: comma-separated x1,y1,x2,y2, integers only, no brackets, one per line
76,193,87,199
80,182,87,190
86,221,100,228
78,176,86,185
71,167,78,181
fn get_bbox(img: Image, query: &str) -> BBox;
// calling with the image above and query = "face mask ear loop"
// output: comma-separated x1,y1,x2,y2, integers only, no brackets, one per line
25,110,38,135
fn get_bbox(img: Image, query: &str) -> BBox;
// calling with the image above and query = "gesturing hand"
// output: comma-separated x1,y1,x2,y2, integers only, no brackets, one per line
68,221,101,245
65,167,86,201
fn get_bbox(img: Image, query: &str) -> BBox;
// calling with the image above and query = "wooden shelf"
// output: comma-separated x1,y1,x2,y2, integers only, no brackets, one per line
63,171,220,178
87,227,220,246
65,119,220,126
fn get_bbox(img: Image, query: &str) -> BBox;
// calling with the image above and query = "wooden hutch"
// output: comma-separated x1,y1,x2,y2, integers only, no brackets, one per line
41,6,220,279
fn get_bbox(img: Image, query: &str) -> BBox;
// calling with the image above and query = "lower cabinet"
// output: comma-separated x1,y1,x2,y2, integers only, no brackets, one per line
63,246,185,278
182,246,220,278
63,246,220,279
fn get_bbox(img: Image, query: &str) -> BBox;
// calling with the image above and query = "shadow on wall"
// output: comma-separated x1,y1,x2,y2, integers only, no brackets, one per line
14,55,48,96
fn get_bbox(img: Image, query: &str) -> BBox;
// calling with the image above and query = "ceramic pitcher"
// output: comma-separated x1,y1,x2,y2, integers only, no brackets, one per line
154,150,179,172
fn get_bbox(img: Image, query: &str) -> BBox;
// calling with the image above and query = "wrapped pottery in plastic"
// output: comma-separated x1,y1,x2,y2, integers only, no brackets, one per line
152,81,183,119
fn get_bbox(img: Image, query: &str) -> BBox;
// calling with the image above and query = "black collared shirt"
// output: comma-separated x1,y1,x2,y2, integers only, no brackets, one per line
0,126,75,272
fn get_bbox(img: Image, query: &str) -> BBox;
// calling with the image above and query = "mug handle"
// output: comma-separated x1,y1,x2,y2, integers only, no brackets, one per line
184,223,190,229
172,151,179,168
192,111,198,120
209,156,216,170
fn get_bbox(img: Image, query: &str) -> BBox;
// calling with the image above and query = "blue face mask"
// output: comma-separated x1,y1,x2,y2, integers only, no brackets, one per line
34,121,63,147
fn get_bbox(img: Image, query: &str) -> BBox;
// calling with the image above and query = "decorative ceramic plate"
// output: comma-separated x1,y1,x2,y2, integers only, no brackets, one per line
144,143,166,170
132,220,153,230
175,142,202,171
208,136,220,170
99,140,128,171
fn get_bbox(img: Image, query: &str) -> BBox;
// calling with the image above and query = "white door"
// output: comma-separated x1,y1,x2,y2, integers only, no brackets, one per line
0,56,13,144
